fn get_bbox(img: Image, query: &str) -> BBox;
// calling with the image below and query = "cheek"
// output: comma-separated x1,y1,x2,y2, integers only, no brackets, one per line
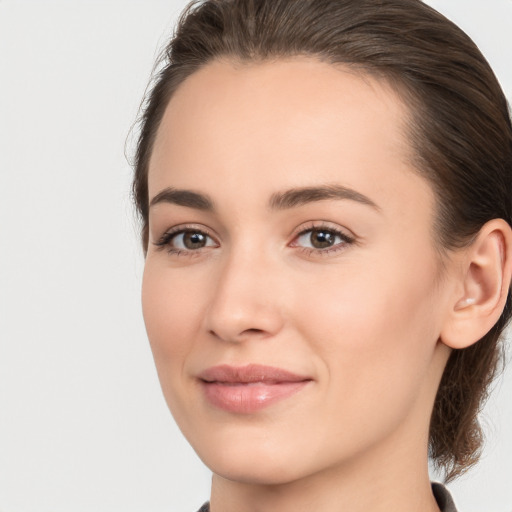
141,262,202,369
297,252,439,346
141,260,212,433
293,247,442,424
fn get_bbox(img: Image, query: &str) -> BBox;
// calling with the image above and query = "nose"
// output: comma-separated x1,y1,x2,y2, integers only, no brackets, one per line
203,249,285,343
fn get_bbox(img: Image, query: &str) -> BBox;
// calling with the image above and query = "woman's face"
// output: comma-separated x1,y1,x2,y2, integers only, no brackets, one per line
142,58,453,484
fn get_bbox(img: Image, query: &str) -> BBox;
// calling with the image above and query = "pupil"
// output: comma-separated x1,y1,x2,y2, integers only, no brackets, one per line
184,232,206,249
311,229,334,249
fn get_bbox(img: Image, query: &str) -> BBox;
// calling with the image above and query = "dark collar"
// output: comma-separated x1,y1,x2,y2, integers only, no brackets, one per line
432,482,458,512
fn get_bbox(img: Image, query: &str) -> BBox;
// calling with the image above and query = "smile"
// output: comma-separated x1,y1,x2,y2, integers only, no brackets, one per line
198,364,313,414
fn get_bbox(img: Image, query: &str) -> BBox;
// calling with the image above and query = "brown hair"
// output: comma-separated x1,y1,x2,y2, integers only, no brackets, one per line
132,0,512,481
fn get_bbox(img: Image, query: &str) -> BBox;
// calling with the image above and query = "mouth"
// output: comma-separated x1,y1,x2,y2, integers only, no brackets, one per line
198,364,313,414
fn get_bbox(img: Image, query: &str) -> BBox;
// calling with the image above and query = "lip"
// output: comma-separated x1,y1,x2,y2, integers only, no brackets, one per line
198,364,312,413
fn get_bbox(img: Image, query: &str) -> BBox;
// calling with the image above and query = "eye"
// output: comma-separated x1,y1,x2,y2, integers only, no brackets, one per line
173,231,215,250
292,225,355,253
154,227,218,254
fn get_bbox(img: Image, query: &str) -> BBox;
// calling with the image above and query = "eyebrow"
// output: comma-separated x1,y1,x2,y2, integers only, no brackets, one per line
149,187,215,211
149,184,380,212
268,185,380,212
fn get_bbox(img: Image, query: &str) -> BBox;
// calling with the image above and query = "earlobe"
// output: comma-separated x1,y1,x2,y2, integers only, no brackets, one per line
441,219,512,350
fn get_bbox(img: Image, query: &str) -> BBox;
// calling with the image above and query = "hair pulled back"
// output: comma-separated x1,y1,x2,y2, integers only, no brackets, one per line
132,0,512,482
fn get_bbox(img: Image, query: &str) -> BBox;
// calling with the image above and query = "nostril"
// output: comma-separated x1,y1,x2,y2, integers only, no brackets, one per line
243,328,265,335
208,327,269,342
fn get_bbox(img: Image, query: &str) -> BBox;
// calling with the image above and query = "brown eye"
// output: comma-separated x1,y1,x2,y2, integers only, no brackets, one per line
294,226,354,253
309,229,336,249
155,228,217,253
182,231,208,249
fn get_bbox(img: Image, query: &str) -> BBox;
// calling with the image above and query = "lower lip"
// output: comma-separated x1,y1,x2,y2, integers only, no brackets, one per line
201,381,310,413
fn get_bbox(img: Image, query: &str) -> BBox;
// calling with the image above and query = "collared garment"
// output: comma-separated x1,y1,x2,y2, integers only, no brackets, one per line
196,482,458,512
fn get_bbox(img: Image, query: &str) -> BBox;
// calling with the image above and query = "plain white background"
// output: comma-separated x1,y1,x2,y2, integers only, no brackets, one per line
0,1,511,511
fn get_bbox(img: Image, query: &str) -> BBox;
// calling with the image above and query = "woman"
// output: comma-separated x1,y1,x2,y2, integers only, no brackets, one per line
132,0,512,510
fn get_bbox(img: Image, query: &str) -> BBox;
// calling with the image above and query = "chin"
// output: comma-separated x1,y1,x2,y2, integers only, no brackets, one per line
185,423,313,485
203,452,307,486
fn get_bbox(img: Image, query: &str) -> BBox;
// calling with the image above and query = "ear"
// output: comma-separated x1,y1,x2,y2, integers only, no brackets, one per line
440,219,512,349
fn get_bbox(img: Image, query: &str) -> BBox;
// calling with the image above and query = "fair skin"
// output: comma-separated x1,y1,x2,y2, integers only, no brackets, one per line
142,58,512,512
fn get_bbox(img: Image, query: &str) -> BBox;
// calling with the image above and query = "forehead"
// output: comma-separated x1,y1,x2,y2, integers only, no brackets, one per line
148,57,432,221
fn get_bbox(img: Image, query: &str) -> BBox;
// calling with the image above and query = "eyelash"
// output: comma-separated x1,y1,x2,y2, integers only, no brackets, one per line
153,223,355,258
292,223,355,257
154,224,218,257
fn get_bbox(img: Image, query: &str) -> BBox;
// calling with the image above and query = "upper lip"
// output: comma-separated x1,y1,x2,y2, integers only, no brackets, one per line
198,364,311,384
